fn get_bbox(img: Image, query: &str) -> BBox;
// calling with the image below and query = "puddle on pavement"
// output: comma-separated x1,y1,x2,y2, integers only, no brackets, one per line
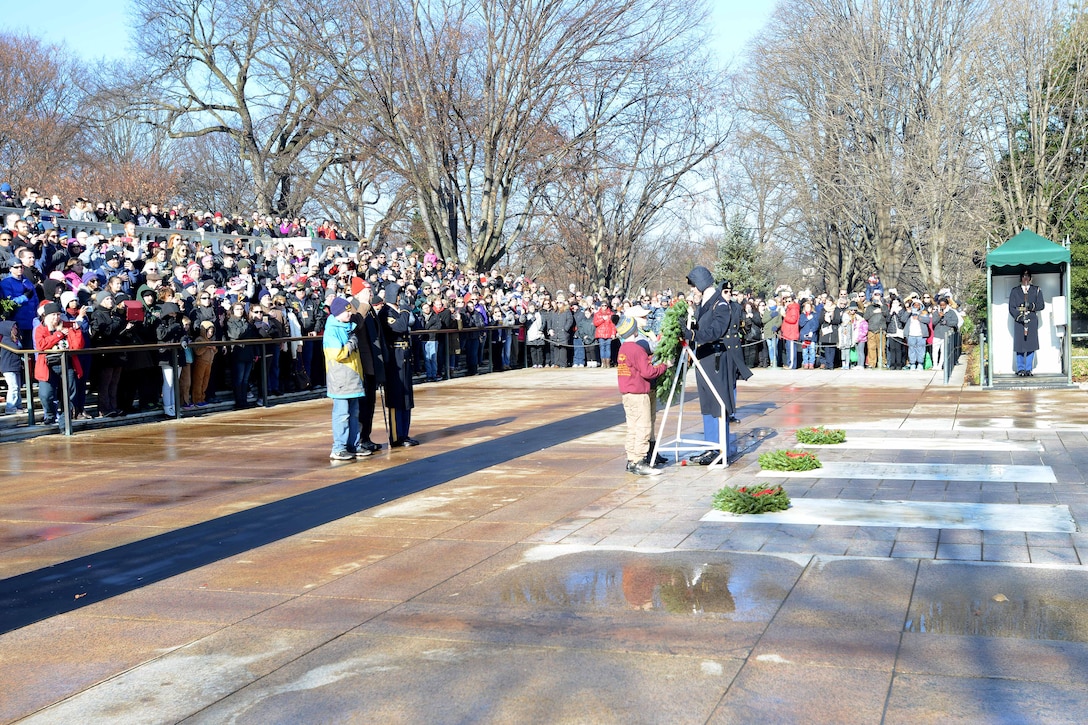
956,418,1052,429
905,595,1088,642
492,550,797,620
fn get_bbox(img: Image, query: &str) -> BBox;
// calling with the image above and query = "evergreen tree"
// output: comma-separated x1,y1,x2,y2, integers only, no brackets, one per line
713,214,773,295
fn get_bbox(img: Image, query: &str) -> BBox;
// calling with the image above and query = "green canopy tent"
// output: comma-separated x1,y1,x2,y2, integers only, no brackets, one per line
985,230,1072,387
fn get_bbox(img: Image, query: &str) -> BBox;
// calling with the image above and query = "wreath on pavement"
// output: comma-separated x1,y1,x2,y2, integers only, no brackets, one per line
713,484,791,514
795,426,846,445
758,449,822,471
653,297,689,404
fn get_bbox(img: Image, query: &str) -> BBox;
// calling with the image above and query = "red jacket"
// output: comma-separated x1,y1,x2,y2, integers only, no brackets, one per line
616,340,666,394
34,323,85,381
780,302,801,341
593,307,617,339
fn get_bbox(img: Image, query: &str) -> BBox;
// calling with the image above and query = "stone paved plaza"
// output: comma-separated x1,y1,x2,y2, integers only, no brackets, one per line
3,366,1088,723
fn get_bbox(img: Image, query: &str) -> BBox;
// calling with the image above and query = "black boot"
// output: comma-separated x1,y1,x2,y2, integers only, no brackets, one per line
646,441,668,467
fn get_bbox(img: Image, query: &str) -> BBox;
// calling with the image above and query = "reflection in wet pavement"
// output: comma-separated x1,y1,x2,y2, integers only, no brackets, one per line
496,549,797,620
905,595,1088,642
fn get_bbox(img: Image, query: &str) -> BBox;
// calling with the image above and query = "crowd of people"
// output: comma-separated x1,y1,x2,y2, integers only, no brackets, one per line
0,184,964,432
755,277,963,372
0,183,357,241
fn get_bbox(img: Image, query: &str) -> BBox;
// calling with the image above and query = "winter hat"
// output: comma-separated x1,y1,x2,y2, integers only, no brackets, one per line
60,291,77,309
329,297,353,317
616,315,637,339
685,265,715,291
160,302,180,317
94,290,111,305
350,277,369,296
40,302,61,317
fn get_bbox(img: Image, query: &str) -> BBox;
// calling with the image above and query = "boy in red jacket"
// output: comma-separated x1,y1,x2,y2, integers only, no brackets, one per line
616,314,670,475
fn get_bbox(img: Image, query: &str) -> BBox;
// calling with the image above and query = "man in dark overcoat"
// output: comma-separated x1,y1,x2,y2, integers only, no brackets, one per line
683,266,752,465
351,277,387,452
1008,268,1045,377
381,282,418,446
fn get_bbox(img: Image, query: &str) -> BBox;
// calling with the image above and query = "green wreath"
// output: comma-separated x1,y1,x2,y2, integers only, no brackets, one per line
758,449,822,471
795,426,846,445
713,484,791,514
653,297,689,403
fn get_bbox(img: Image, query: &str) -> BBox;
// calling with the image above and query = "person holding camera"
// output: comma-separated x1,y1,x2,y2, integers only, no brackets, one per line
34,302,85,425
226,301,261,409
931,295,961,369
290,280,323,386
886,295,907,370
904,296,932,370
156,302,185,417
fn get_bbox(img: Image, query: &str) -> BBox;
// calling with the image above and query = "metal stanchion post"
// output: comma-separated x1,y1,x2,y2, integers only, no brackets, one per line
259,343,269,406
172,349,181,419
23,350,34,426
60,352,71,436
445,332,452,381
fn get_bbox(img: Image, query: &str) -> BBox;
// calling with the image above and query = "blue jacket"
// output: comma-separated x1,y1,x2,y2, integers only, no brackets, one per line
0,320,22,374
799,307,822,342
0,274,38,330
322,316,365,399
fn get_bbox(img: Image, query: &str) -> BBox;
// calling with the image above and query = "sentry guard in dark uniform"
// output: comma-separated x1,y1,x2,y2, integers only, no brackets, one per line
684,266,752,465
381,282,418,446
1008,267,1045,377
351,277,386,452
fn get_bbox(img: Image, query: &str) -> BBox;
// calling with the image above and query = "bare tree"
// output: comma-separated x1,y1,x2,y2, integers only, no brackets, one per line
0,33,84,194
978,0,1088,243
738,0,992,294
553,33,729,291
299,0,712,271
131,0,340,215
309,130,412,248
173,133,253,214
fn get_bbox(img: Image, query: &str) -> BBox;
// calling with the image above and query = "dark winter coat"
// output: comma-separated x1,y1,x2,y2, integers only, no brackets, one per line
1008,284,1045,354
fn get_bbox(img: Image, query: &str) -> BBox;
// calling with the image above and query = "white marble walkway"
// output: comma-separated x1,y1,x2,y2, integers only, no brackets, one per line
702,499,1077,533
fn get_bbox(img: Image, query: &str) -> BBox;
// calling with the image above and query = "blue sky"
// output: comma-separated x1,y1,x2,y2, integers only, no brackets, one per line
2,0,777,66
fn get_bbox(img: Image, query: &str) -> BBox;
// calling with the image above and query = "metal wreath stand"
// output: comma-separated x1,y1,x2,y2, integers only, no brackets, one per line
650,339,730,469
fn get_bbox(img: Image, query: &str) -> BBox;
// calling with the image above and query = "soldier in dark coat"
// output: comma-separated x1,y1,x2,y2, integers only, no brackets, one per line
351,277,386,451
381,282,418,446
1009,268,1045,377
683,266,752,465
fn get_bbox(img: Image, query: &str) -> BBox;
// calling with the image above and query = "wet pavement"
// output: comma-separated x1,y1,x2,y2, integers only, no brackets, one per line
3,366,1088,722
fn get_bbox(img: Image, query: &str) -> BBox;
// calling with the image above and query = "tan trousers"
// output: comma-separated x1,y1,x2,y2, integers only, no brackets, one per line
866,330,885,368
191,355,214,404
623,392,656,463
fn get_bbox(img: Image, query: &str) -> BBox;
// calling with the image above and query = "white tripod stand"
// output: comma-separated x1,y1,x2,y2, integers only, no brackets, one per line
650,341,730,468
